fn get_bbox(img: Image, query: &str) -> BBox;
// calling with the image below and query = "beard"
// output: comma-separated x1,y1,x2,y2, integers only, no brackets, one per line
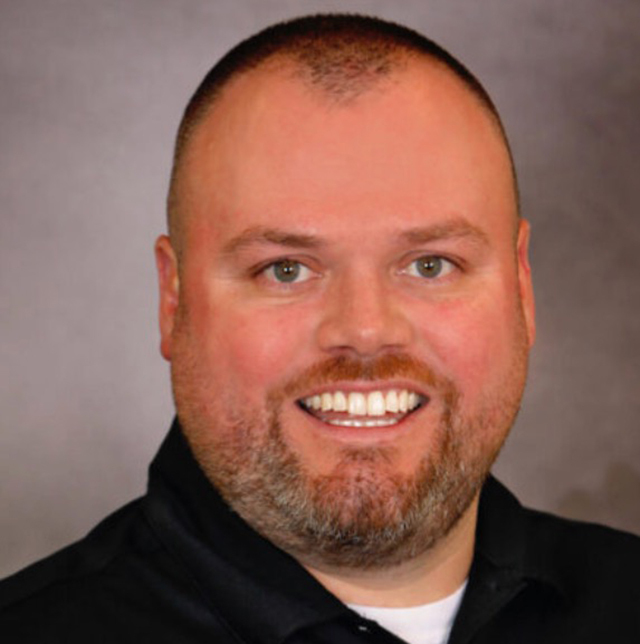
171,329,529,570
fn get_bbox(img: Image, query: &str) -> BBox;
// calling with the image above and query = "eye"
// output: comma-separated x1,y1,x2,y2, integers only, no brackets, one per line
405,255,454,279
262,259,312,284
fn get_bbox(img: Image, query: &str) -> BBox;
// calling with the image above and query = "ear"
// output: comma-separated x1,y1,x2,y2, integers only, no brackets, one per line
155,235,180,361
516,219,536,347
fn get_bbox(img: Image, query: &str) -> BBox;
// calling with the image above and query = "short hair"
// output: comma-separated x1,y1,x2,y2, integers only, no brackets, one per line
167,13,517,253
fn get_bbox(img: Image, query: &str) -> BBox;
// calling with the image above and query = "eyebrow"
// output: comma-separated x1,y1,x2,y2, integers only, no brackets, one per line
400,219,490,247
221,218,490,256
221,226,324,255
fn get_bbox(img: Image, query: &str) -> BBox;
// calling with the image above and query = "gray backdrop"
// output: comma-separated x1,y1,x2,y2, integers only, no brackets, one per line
1,0,638,579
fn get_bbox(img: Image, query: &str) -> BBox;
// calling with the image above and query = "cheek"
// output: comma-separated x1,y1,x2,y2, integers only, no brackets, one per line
190,297,315,393
416,290,524,397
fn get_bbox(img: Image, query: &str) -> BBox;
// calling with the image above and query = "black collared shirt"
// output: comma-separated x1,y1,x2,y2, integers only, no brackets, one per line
2,421,639,642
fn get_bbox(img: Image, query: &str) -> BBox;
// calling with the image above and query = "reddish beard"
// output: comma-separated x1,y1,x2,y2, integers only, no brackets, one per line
177,351,524,569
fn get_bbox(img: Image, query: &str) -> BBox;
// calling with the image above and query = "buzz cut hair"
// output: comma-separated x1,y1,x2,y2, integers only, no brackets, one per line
167,13,517,252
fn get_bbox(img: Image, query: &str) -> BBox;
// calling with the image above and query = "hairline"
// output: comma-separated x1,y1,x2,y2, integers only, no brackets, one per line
167,16,520,260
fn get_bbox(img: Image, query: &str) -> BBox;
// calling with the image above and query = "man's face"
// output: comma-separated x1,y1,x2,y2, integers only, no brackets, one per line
156,60,535,569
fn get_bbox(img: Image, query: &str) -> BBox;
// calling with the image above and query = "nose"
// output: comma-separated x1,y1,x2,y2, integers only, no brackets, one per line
315,270,414,358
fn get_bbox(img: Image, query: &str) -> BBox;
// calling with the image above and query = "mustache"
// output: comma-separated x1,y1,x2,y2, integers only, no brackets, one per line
278,353,450,400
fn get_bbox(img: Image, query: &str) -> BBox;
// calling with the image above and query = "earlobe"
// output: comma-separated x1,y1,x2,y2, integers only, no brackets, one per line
155,235,180,361
516,219,536,347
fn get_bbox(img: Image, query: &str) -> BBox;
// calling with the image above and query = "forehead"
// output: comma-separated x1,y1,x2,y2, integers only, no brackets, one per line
177,58,516,245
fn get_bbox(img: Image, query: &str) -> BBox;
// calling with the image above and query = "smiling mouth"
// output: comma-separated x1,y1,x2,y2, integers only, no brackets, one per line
298,389,426,428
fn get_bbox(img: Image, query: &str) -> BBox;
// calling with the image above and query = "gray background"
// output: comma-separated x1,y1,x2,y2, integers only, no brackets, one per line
1,0,638,579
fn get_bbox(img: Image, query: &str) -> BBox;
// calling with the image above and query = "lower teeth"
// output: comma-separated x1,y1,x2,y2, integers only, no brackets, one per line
324,417,401,428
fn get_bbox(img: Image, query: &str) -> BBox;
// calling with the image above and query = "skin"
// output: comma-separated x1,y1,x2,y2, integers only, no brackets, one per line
155,58,535,607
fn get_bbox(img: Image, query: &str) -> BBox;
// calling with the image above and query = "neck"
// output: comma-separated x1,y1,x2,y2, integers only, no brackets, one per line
303,496,479,608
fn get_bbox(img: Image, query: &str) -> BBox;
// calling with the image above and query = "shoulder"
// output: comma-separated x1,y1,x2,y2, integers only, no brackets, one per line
481,476,640,574
525,507,640,638
523,496,640,555
0,491,243,644
522,504,640,587
0,498,156,640
513,496,640,636
474,479,640,638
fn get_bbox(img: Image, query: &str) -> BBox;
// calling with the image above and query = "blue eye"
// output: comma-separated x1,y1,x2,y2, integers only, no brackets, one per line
264,260,312,283
406,256,453,279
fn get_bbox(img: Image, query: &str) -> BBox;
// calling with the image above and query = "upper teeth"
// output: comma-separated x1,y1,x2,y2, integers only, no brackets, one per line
302,390,421,416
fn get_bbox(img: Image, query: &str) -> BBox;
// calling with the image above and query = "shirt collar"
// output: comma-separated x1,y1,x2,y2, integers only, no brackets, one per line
144,421,567,644
475,476,568,596
446,477,568,644
143,420,348,644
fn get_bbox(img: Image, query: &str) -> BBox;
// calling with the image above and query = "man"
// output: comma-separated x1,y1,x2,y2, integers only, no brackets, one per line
1,13,638,643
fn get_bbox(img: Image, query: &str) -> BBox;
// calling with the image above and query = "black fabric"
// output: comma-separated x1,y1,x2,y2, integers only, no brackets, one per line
1,419,639,643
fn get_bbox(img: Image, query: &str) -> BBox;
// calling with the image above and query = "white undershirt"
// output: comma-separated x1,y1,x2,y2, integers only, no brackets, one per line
348,582,467,644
